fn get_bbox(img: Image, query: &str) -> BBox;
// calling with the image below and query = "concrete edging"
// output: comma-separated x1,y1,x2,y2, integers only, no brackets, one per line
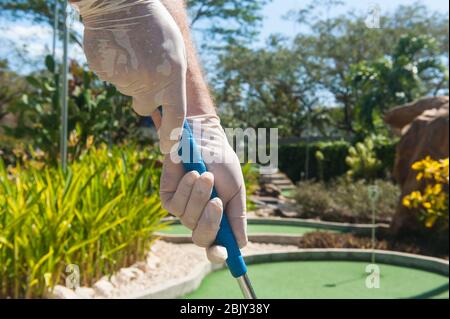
133,248,449,299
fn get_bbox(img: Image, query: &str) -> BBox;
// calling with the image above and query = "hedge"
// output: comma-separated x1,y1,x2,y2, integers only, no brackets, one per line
279,140,397,182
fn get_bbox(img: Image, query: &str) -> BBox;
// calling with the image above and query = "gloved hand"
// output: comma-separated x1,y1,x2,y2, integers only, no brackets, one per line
74,0,187,154
160,114,248,263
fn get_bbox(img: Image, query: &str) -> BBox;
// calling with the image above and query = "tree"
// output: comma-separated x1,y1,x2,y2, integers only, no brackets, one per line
349,34,448,132
0,60,25,123
2,55,144,164
289,1,449,135
214,36,325,138
0,0,270,48
187,0,269,45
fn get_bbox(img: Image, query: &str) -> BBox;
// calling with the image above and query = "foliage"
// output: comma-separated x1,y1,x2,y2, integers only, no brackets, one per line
345,137,382,181
298,232,448,259
0,142,167,298
0,0,269,49
294,178,400,224
241,162,259,211
187,0,270,45
349,35,448,131
0,60,26,122
285,1,449,134
2,55,146,165
279,141,351,182
403,157,449,228
215,38,329,138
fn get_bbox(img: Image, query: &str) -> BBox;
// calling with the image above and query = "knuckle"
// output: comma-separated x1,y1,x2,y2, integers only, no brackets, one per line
181,216,197,230
192,232,213,248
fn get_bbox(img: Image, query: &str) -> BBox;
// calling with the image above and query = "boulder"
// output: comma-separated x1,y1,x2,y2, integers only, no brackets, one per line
384,96,449,235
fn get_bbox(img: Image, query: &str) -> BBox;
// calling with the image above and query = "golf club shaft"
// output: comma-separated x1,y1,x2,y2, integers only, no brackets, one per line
174,117,256,299
238,274,257,299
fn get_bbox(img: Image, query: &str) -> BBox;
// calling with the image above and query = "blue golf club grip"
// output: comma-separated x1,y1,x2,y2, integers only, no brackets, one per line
177,120,247,278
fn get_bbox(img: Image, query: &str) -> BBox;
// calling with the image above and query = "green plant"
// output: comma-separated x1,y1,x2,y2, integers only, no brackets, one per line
294,178,400,223
315,150,325,181
2,56,146,165
346,137,382,181
349,35,447,131
279,141,351,182
241,163,260,211
0,142,167,298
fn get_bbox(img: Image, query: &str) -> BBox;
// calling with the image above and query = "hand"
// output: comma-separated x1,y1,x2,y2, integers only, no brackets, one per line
160,114,248,263
78,0,187,154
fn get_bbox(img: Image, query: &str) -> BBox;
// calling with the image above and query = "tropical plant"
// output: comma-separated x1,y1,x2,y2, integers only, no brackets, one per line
403,157,449,228
241,162,259,211
349,34,448,131
345,137,382,181
2,55,145,165
0,142,167,298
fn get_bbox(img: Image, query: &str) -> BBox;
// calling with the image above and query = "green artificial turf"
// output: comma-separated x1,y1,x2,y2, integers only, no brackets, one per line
184,261,449,299
160,223,338,235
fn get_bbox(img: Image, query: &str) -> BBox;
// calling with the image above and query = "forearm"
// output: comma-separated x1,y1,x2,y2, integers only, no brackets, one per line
159,0,216,117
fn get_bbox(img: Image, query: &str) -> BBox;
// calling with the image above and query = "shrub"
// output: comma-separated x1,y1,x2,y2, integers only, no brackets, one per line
403,157,449,228
2,56,146,165
294,178,400,223
279,139,397,183
346,137,382,181
0,143,167,298
242,163,260,211
279,141,350,182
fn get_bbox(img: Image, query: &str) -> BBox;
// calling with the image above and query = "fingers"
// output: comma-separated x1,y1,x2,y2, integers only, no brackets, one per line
161,170,199,217
224,185,248,249
206,245,228,264
192,197,223,247
182,173,215,230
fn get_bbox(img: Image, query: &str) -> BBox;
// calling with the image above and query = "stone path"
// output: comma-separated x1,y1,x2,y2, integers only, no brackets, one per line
250,170,300,218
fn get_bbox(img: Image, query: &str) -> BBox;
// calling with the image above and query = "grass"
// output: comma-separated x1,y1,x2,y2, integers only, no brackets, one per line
160,223,340,235
185,261,449,299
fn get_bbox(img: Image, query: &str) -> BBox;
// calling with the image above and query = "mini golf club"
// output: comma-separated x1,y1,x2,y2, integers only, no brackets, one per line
171,111,257,299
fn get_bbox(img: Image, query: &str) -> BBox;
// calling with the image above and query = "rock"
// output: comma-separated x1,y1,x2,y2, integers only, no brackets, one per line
146,255,160,270
52,285,80,299
115,267,144,285
259,183,282,197
384,96,449,235
93,278,115,298
75,287,95,299
384,96,449,133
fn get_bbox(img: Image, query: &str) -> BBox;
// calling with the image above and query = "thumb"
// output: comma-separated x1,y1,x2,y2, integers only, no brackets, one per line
152,104,185,155
206,245,228,264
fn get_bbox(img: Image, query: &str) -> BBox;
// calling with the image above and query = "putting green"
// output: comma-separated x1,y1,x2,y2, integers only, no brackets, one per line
160,223,339,236
185,261,449,299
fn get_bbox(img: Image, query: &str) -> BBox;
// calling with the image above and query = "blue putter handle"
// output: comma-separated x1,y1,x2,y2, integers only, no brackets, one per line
178,120,247,278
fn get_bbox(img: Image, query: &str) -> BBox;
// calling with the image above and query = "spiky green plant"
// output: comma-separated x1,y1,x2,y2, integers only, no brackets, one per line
345,137,382,181
0,143,168,298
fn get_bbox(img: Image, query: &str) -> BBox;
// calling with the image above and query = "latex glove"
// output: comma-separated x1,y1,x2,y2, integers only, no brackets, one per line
160,114,248,263
75,0,187,154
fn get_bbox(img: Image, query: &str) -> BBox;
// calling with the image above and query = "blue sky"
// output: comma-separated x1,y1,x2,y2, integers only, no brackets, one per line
1,0,448,73
258,0,449,43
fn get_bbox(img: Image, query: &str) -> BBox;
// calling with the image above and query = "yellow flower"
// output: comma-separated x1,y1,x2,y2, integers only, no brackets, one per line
402,197,411,208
